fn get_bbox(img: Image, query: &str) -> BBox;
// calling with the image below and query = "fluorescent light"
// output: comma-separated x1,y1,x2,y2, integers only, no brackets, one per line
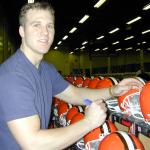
109,28,119,34
125,47,132,50
96,35,104,40
82,41,88,45
103,47,108,51
28,0,34,3
69,27,77,33
112,41,119,45
54,46,58,49
136,49,140,51
142,41,146,44
142,29,150,34
94,48,100,51
57,41,62,45
80,46,85,49
124,36,134,40
62,35,68,40
143,3,150,10
115,48,121,51
94,0,106,8
69,52,74,54
79,15,90,24
126,16,142,25
75,48,79,50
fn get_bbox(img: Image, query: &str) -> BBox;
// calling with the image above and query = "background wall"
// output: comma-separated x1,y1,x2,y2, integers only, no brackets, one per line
44,48,150,76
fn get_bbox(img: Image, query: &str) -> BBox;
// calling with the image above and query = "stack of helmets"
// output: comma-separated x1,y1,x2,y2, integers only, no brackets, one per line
70,112,85,150
88,77,101,89
82,77,91,88
98,131,144,150
96,76,119,89
65,75,75,85
74,76,84,87
57,101,73,126
84,120,117,150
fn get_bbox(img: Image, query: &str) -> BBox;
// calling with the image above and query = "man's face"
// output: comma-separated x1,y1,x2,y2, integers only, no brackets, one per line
20,9,55,55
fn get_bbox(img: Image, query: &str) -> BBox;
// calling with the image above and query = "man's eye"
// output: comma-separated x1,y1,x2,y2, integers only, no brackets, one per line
48,25,54,29
34,24,40,27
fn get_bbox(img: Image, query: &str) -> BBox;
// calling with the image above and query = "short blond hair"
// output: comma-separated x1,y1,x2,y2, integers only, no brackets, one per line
19,1,55,26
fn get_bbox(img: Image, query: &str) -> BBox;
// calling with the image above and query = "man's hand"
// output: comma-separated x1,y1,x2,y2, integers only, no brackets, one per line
111,77,144,97
84,100,107,130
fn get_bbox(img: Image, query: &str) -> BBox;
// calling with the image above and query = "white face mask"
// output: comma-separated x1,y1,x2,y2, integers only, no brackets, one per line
120,91,144,120
106,92,150,125
106,98,122,113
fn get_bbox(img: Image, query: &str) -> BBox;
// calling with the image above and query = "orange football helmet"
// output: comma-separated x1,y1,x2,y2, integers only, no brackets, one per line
96,77,118,89
82,77,91,88
117,89,144,120
140,81,150,123
88,77,101,89
66,106,84,125
98,131,144,150
57,101,72,126
84,120,117,150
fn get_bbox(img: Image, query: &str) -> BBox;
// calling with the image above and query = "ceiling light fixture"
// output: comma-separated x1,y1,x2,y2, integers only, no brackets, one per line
124,36,134,40
80,46,85,49
94,48,100,51
57,41,62,45
109,28,119,34
126,16,142,25
54,46,58,50
142,29,150,34
94,0,106,8
96,35,104,40
28,0,34,3
143,3,150,10
79,15,90,24
115,48,121,51
112,41,119,45
69,27,77,33
69,52,74,54
103,47,108,50
62,35,68,40
125,47,132,50
82,41,88,45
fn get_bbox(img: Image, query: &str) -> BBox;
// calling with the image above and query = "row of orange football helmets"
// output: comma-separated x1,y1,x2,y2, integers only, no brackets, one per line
65,75,150,124
51,97,144,150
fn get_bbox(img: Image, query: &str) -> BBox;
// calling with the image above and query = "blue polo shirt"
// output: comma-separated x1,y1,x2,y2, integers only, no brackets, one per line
0,49,69,149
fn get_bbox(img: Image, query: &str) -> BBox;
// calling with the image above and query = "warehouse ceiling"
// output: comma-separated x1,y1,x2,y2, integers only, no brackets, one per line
0,0,150,56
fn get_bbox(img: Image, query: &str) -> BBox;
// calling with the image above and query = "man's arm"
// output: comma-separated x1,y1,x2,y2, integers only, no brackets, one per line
56,77,144,105
7,100,107,150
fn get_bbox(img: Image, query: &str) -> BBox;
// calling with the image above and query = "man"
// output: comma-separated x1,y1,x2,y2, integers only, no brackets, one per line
0,2,143,150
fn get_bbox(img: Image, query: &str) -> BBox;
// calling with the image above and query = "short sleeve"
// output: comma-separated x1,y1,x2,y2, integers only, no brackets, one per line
0,73,37,122
43,63,69,96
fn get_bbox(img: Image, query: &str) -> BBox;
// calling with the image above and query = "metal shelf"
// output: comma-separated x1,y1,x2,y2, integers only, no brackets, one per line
111,112,150,138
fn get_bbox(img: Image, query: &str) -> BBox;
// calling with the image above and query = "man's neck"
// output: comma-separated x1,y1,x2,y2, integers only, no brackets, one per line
20,45,43,69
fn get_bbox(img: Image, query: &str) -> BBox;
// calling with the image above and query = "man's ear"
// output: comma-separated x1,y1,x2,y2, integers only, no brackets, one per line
19,26,24,38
